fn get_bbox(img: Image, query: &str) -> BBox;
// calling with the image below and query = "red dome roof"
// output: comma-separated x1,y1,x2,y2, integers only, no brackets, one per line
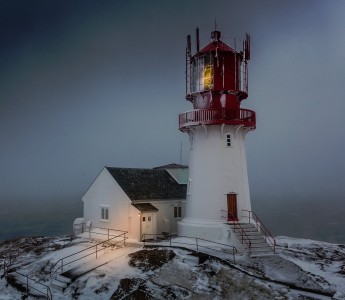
199,40,235,53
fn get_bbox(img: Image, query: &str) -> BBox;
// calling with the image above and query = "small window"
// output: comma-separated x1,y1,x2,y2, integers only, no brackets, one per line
226,134,231,147
148,216,151,221
174,206,182,219
189,134,194,149
187,179,192,195
101,207,109,220
142,217,146,222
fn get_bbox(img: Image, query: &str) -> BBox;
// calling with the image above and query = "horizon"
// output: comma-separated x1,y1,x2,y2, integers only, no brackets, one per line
1,0,345,243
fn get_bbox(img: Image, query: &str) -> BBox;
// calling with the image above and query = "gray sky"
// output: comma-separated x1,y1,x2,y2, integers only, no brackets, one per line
1,0,345,209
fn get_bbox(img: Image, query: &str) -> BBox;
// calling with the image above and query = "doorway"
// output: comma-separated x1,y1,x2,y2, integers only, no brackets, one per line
227,194,238,221
141,213,156,239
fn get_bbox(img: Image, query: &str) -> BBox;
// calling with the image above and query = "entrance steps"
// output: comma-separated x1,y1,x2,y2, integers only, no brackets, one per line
228,223,275,257
50,246,137,291
50,274,71,292
50,249,117,291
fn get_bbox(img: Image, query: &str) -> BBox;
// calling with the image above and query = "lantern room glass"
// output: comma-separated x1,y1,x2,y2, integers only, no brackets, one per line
191,54,214,93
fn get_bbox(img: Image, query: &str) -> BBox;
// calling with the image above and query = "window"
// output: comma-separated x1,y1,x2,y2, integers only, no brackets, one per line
187,179,192,195
101,207,109,220
226,134,231,147
191,54,214,93
189,134,194,149
174,206,182,219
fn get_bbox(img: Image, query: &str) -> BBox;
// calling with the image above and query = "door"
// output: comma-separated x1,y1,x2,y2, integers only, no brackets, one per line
141,213,156,239
227,194,238,221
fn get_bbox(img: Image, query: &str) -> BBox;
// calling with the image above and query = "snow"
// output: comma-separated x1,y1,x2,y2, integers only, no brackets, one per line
0,235,344,299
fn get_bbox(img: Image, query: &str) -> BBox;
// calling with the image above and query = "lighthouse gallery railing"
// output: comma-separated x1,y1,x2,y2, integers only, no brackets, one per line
179,108,256,130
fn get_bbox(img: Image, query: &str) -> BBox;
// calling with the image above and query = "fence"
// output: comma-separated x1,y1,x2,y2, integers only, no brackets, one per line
3,261,52,299
50,229,127,277
142,234,237,263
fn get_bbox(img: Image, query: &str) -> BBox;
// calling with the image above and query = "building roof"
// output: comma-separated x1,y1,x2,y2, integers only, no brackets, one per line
153,163,188,169
132,203,159,212
199,40,234,53
106,167,187,200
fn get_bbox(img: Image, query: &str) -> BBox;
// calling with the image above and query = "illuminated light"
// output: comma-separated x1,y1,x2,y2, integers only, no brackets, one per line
203,64,213,89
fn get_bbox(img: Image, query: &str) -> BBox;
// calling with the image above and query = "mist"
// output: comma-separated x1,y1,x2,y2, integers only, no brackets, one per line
1,0,345,242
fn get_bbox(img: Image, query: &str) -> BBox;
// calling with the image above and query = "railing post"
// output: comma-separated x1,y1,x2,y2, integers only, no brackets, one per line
61,259,63,273
82,223,84,233
272,240,275,254
169,236,172,247
96,245,98,259
108,229,109,240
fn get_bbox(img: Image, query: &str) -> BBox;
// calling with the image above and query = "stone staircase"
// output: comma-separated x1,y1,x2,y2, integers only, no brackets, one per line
51,274,72,292
228,223,275,256
50,249,117,292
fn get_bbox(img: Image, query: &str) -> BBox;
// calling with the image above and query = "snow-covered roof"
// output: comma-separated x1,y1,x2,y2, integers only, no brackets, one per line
153,163,188,169
132,203,159,212
106,167,187,200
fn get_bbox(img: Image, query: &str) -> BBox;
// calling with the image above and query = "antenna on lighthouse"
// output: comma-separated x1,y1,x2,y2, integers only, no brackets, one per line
196,27,200,53
244,33,251,61
187,34,191,58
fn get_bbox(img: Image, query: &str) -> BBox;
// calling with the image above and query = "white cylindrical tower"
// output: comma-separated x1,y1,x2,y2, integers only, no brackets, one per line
178,29,255,241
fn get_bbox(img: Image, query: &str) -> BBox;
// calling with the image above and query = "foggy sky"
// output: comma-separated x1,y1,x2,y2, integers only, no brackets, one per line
1,0,345,210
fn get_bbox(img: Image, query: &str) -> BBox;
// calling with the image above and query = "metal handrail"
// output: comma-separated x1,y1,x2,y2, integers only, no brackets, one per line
3,261,52,299
73,223,127,239
142,233,237,263
3,237,68,269
50,231,127,277
179,108,256,130
1,237,68,300
242,210,276,253
221,210,252,255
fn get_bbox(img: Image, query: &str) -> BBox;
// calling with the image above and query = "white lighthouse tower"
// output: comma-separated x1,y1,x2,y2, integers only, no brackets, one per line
178,28,256,242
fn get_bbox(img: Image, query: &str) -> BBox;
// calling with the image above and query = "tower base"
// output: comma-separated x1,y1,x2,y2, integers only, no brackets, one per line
178,218,248,254
178,218,223,240
178,218,239,244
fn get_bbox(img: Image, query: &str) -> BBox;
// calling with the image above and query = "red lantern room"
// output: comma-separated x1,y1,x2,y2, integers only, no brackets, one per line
180,28,256,131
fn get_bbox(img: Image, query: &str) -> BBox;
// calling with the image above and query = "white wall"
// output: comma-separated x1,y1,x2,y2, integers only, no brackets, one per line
133,199,186,235
179,125,253,241
82,168,139,239
155,200,186,235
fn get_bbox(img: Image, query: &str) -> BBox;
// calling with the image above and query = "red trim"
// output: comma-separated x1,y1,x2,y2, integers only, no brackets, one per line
179,108,256,131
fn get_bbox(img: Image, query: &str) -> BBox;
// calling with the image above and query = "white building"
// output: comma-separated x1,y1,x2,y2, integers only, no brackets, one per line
74,164,187,241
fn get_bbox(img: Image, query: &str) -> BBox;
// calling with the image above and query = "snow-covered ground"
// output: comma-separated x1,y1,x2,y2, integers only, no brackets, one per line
0,235,344,299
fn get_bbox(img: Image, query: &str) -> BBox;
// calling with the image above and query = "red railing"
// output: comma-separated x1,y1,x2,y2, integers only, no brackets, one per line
242,210,276,253
221,210,252,255
179,108,256,130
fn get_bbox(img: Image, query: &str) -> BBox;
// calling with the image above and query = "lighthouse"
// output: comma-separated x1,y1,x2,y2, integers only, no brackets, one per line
178,28,256,242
